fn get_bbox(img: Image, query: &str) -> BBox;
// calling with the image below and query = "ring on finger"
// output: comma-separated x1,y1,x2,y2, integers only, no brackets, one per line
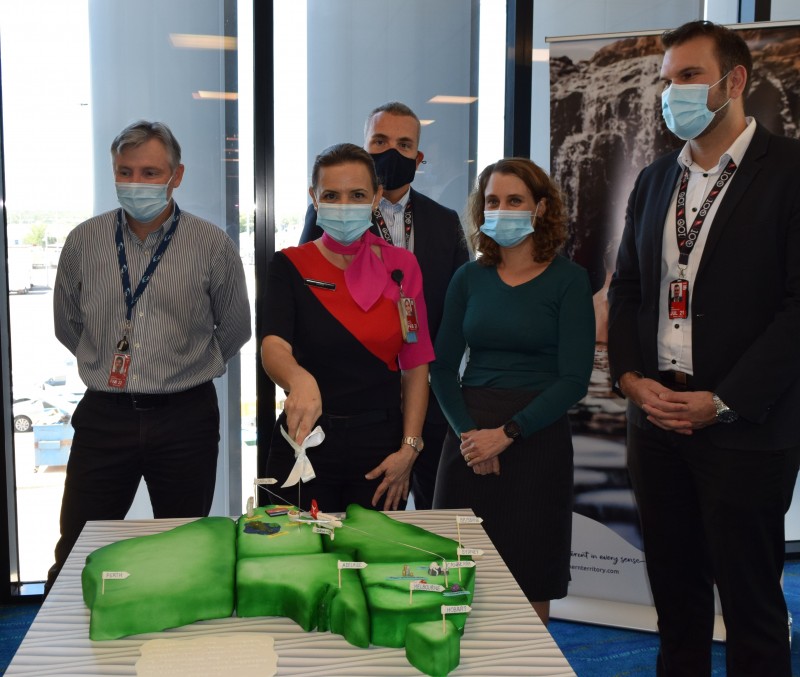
465,453,471,462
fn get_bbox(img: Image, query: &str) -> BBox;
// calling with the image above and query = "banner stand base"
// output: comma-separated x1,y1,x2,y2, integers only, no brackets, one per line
551,596,726,642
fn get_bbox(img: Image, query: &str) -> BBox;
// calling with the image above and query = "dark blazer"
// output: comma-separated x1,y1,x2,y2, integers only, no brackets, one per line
608,123,800,450
300,188,469,424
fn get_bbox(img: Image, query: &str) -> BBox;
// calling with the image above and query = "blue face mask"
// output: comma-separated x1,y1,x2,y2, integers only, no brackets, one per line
480,210,535,248
661,72,731,141
116,176,173,223
316,203,374,245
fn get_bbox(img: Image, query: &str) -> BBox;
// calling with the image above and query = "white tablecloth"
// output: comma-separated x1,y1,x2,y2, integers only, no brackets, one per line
6,509,575,676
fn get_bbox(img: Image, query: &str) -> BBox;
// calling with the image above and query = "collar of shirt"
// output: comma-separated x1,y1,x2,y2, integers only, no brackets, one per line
378,188,414,251
676,116,757,173
121,203,177,247
379,187,411,213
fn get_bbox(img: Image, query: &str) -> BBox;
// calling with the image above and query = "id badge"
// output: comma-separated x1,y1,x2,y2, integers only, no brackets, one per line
398,296,418,343
108,353,131,389
668,279,689,320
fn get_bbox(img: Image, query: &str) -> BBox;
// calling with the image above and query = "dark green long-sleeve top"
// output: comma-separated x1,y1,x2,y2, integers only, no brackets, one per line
430,255,596,438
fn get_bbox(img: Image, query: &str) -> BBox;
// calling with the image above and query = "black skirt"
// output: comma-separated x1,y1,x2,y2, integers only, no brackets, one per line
433,386,574,601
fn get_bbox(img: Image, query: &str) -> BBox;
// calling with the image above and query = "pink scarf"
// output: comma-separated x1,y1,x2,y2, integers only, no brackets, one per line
321,231,391,311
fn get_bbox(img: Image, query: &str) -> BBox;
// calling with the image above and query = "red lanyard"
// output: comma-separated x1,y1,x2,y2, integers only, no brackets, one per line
675,158,737,268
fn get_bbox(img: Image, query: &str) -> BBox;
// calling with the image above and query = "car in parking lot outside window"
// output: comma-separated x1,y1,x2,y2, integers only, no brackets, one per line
12,397,74,433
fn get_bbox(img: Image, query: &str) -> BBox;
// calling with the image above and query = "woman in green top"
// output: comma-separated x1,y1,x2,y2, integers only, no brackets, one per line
431,158,595,625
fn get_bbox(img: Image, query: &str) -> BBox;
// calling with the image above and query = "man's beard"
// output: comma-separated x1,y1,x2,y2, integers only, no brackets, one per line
695,90,731,140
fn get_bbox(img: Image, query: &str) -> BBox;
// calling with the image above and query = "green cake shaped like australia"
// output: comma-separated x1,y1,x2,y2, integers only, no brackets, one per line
82,504,475,676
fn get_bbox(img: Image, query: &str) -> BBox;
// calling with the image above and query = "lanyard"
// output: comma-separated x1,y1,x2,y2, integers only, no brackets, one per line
674,158,737,271
115,205,181,322
373,198,413,249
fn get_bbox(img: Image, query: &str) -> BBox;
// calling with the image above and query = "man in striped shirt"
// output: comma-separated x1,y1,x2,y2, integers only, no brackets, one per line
47,120,251,592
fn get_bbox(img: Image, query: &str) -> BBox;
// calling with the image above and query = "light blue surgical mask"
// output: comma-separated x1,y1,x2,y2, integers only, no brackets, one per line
316,202,374,245
480,209,536,248
116,175,174,223
661,72,731,141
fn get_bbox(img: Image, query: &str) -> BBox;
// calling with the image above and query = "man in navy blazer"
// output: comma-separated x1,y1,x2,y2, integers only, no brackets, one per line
300,102,469,510
608,21,800,676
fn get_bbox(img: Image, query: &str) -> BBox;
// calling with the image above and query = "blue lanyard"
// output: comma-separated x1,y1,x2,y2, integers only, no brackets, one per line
115,205,181,322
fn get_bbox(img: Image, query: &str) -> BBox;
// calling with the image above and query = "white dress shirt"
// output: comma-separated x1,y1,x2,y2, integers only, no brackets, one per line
657,117,757,373
378,188,415,253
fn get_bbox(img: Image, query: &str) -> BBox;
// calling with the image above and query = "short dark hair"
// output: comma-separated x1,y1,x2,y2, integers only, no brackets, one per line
468,158,568,265
111,120,182,172
364,102,421,144
310,143,379,193
661,20,753,96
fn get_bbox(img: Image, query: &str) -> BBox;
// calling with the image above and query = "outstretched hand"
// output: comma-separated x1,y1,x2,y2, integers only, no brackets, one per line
366,447,417,510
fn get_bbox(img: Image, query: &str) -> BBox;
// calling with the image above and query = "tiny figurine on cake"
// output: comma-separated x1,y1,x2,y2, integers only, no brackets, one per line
443,582,471,597
402,564,412,577
428,562,442,576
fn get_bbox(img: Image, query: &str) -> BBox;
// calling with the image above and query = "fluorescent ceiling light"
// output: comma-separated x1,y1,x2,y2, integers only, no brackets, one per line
420,119,435,126
428,95,478,104
170,33,237,50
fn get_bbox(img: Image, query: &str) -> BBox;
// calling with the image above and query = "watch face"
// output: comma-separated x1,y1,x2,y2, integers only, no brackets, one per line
503,421,521,440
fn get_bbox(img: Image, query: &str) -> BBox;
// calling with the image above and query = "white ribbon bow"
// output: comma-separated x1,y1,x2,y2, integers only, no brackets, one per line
280,425,325,488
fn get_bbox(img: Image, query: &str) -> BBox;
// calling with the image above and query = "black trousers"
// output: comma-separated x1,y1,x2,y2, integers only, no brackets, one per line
627,422,800,677
46,382,220,592
265,408,403,514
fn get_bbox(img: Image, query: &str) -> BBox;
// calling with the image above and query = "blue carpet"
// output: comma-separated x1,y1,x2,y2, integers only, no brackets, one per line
3,564,800,675
0,604,39,675
549,560,800,676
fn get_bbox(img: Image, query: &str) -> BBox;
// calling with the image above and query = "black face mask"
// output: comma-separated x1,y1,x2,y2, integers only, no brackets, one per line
370,148,417,191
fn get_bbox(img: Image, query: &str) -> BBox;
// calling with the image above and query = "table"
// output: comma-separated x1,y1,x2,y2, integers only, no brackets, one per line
6,510,576,676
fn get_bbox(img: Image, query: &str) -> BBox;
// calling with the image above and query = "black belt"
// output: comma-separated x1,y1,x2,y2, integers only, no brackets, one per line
319,409,392,430
84,382,212,411
659,370,693,389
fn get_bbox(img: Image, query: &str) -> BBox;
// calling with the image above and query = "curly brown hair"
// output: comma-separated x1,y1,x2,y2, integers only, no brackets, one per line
468,158,568,266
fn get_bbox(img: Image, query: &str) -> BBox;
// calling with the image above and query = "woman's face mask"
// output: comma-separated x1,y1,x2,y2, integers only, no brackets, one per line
315,202,375,245
480,202,541,248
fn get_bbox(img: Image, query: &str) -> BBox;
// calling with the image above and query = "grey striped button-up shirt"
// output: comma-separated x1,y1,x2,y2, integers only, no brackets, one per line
54,205,251,394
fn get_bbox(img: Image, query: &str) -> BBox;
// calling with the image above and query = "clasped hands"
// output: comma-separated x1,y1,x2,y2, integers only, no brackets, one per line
459,428,512,475
619,372,718,434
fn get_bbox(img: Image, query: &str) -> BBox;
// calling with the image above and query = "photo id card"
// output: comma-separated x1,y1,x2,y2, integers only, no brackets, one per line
398,296,418,343
668,278,689,320
108,352,131,389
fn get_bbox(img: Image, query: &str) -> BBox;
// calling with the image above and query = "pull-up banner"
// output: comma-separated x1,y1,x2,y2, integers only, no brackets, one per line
549,21,800,633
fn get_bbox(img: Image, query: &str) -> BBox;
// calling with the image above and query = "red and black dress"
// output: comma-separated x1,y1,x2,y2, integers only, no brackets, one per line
261,240,434,512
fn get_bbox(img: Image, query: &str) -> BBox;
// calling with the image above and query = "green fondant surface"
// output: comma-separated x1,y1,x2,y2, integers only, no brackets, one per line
361,561,474,647
236,552,370,648
406,620,461,677
82,517,236,641
325,504,460,563
237,506,323,559
83,505,472,675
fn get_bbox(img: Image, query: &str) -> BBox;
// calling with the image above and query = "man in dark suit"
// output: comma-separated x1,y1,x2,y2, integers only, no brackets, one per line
608,21,800,676
300,102,469,509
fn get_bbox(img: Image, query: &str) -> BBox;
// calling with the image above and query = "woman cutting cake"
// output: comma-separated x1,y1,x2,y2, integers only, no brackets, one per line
260,143,434,512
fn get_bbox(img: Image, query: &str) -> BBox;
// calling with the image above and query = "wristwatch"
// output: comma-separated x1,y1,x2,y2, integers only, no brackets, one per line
402,436,424,453
712,393,739,423
502,420,522,441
